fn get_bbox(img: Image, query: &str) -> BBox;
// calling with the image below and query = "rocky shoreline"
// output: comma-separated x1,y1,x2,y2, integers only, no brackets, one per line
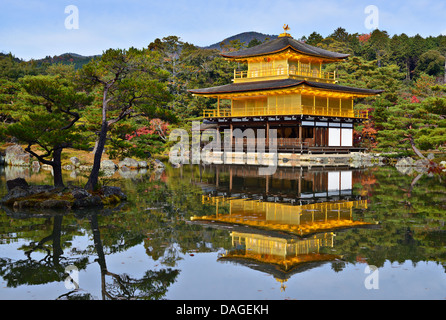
0,144,166,211
1,177,127,210
0,144,165,180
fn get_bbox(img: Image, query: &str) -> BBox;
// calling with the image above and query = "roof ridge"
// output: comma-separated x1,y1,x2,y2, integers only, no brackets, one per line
221,36,349,60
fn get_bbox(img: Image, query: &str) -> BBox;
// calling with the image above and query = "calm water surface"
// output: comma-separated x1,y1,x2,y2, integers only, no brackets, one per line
0,164,445,300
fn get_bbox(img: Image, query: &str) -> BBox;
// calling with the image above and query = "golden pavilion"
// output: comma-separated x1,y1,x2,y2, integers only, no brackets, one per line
189,26,383,153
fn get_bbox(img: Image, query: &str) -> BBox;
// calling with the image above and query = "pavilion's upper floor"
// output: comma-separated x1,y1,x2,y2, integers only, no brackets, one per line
221,32,349,84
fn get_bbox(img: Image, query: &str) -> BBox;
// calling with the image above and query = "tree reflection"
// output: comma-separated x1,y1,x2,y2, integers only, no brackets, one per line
0,207,179,300
0,211,88,288
88,212,178,300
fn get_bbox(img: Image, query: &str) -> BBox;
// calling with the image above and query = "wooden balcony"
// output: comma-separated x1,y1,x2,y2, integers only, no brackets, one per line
234,66,336,83
203,106,368,119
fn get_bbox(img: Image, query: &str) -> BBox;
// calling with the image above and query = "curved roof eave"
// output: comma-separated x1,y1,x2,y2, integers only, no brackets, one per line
220,36,350,60
188,79,384,96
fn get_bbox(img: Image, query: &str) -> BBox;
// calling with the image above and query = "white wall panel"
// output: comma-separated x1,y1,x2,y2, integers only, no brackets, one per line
341,128,353,147
329,128,340,146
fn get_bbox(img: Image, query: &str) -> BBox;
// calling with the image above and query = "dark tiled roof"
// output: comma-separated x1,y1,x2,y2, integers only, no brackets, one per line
189,79,384,96
221,36,349,60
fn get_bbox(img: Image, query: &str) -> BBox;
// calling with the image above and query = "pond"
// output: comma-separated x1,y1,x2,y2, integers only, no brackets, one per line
0,163,445,300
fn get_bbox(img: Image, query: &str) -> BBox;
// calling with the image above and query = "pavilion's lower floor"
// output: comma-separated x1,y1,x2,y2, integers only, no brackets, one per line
200,116,364,154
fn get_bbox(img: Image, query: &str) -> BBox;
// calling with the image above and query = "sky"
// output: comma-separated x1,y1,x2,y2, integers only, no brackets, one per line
1,0,445,61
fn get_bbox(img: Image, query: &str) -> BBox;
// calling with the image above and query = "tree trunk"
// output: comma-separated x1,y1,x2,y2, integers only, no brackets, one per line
52,147,65,188
85,120,108,191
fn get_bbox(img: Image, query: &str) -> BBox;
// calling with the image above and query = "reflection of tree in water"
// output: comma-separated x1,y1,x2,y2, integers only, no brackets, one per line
0,213,88,288
332,166,446,271
0,207,179,300
88,212,178,300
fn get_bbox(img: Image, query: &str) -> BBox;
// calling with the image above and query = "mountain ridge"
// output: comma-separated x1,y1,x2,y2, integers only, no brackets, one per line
2,31,277,63
203,31,278,50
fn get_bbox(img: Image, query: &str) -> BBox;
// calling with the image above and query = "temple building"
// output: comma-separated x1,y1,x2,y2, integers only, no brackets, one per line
189,26,383,153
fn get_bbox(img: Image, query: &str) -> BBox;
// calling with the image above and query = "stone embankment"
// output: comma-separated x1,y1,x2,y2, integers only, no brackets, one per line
1,177,127,210
0,144,165,180
394,153,446,175
0,144,166,211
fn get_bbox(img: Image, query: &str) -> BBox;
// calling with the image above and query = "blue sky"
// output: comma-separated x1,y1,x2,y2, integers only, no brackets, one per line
1,0,445,60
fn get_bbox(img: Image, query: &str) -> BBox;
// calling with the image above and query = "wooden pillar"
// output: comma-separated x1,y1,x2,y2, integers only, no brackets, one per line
313,95,316,115
298,175,301,195
266,122,270,140
313,126,316,146
217,96,220,117
229,123,233,152
216,166,219,188
339,98,341,117
299,124,302,148
327,97,329,116
351,98,354,118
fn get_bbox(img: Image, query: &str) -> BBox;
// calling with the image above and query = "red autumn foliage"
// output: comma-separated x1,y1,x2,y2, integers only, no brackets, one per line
410,95,420,103
125,119,169,141
358,33,371,44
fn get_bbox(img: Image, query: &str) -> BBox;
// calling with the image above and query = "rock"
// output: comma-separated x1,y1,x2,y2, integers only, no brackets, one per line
153,159,165,169
118,166,138,179
120,165,130,172
137,161,148,169
70,170,80,178
100,160,117,170
4,144,30,167
79,165,92,171
62,164,75,171
1,182,127,210
41,164,53,171
101,186,127,201
0,184,54,205
396,166,414,175
31,161,40,172
427,153,435,160
73,195,103,208
70,157,81,167
118,158,139,169
395,157,415,167
414,158,430,167
39,199,71,209
6,178,29,191
71,187,91,200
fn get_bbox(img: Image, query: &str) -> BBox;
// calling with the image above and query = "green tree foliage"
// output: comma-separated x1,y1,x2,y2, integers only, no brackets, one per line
375,97,446,154
76,47,174,190
414,50,445,78
5,75,92,187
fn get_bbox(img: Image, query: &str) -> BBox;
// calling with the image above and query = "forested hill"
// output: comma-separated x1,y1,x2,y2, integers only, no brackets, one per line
35,53,99,69
1,31,276,67
204,31,278,50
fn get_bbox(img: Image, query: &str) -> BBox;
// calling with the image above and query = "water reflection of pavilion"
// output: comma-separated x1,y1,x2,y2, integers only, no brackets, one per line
191,166,375,287
196,165,367,203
